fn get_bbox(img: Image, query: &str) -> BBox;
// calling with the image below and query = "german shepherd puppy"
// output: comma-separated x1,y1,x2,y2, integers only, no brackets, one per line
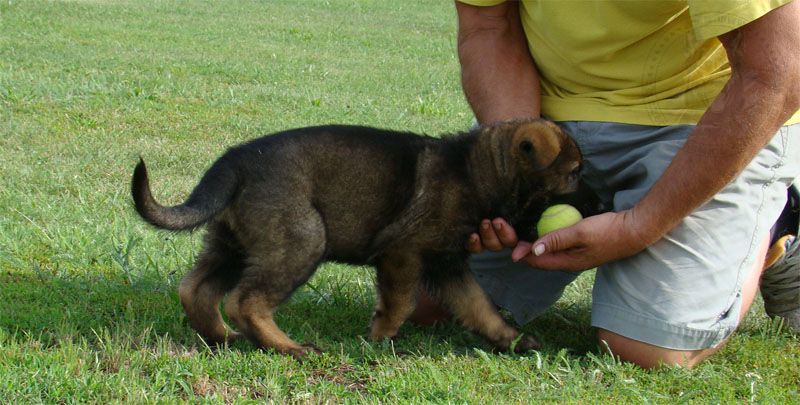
131,119,581,358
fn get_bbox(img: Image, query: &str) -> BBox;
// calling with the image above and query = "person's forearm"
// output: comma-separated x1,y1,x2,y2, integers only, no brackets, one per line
456,2,540,124
628,6,800,245
631,78,796,245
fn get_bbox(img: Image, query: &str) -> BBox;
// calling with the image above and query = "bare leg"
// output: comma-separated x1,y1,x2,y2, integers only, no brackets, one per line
407,287,452,326
597,235,769,369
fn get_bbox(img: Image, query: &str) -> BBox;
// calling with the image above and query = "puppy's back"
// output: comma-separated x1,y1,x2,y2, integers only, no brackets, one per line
227,125,433,262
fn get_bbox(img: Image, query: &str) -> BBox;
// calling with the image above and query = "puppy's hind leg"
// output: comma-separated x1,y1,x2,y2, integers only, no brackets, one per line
225,286,321,359
224,209,327,358
178,222,244,345
433,269,539,352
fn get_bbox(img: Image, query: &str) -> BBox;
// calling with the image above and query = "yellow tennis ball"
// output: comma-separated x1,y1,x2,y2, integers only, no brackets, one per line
536,204,582,236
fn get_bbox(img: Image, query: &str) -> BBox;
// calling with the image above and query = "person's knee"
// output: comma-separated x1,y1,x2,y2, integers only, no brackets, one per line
596,328,719,369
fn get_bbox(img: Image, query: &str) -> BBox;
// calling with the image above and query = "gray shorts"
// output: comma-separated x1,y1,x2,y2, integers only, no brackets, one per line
471,121,800,350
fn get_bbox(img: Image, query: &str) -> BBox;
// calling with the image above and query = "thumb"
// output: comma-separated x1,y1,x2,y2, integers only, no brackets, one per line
532,225,581,257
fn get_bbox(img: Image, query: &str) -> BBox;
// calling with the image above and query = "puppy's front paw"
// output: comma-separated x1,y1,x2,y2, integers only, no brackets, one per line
491,331,540,353
369,312,401,341
288,343,323,360
512,334,540,352
368,328,398,342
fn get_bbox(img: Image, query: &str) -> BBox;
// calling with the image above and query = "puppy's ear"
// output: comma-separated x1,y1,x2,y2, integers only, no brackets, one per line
512,121,561,171
516,139,547,170
519,139,535,157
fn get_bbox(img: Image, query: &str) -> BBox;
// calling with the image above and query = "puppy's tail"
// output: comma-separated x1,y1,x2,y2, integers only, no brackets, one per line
132,158,238,231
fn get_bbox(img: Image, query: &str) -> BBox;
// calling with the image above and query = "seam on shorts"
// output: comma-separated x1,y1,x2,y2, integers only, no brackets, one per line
592,302,733,350
712,126,790,331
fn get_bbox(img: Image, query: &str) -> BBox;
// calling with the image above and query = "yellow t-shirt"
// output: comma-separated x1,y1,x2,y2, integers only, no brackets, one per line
458,0,799,126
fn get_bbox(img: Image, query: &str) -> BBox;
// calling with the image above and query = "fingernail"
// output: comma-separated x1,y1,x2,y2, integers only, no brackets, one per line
481,221,490,230
492,221,502,230
533,244,545,256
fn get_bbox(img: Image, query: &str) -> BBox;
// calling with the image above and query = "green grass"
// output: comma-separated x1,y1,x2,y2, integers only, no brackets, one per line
1,0,798,402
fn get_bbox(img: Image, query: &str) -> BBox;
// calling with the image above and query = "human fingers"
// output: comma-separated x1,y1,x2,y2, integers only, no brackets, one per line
490,218,519,247
524,211,648,271
531,223,583,258
511,240,533,262
466,232,483,253
478,219,504,251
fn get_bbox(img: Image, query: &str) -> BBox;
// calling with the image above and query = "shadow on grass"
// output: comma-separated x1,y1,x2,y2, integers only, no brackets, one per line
274,288,599,361
0,270,599,362
0,271,188,345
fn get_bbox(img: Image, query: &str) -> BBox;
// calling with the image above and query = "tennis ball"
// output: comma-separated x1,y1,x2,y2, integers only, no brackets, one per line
536,204,582,236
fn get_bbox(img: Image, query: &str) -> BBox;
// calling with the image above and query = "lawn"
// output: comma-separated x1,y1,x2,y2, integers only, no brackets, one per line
1,0,798,402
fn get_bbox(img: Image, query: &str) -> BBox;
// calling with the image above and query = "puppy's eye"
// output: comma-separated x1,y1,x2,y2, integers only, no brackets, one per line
565,161,580,175
568,164,581,181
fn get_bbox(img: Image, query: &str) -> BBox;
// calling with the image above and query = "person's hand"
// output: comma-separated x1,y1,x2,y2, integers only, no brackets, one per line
513,210,650,271
466,210,654,272
466,218,520,253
